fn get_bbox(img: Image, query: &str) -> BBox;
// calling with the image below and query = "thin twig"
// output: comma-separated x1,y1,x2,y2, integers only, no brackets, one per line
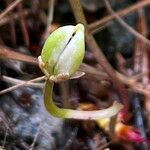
132,3,149,96
142,48,149,84
9,18,17,46
69,0,130,116
47,0,55,30
1,75,44,88
7,0,17,47
29,125,41,150
0,9,30,27
135,10,149,145
42,0,55,41
63,127,78,150
117,72,150,97
134,39,143,73
40,126,57,149
60,82,70,108
80,63,109,80
137,9,149,84
104,0,150,48
115,52,127,74
83,62,150,96
133,8,147,74
0,45,38,65
89,0,150,34
0,76,45,95
17,3,30,47
0,0,22,20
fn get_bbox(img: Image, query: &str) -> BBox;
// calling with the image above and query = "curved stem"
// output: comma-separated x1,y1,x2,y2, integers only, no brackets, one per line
44,80,123,120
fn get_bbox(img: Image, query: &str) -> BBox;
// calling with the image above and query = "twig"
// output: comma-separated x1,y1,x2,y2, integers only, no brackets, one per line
83,63,150,96
0,9,30,27
133,3,149,93
9,17,17,46
7,0,17,47
142,48,149,84
80,63,109,80
0,76,45,95
29,125,41,150
63,127,78,150
89,0,150,34
69,0,130,116
43,0,55,40
135,9,149,145
0,111,12,134
60,82,70,108
17,3,30,47
40,126,57,149
104,0,150,48
134,39,143,73
137,9,149,84
0,0,22,20
133,9,147,74
18,139,30,150
0,45,38,65
115,52,127,74
117,72,150,97
1,75,44,88
47,0,55,28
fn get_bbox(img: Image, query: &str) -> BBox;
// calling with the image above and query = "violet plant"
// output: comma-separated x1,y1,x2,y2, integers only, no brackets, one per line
38,24,123,120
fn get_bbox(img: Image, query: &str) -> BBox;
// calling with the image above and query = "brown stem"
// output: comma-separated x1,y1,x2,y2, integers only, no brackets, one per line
115,52,127,75
133,3,149,83
0,45,38,65
82,63,150,97
0,76,45,95
89,0,150,34
43,0,55,41
6,0,17,47
0,0,22,20
0,9,30,27
1,75,44,88
104,0,150,48
138,9,149,84
17,3,30,47
69,0,130,117
9,18,17,46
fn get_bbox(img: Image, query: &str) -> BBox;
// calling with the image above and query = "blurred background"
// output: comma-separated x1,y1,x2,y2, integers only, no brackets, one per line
0,0,150,149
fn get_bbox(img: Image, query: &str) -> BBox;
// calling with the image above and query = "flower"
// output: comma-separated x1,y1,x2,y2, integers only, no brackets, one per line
115,122,145,143
38,24,85,82
96,116,145,143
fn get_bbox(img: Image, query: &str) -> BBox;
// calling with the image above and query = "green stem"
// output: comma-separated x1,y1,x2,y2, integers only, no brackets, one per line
44,80,123,120
44,80,69,118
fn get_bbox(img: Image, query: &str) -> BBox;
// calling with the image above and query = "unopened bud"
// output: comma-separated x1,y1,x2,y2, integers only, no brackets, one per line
38,24,85,82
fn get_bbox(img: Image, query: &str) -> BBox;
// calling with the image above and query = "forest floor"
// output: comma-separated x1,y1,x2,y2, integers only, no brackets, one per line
0,0,150,150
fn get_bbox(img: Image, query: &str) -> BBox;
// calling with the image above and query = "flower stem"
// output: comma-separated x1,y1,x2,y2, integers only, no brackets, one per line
44,80,123,120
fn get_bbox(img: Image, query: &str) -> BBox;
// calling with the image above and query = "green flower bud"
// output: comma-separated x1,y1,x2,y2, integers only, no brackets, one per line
38,24,85,82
